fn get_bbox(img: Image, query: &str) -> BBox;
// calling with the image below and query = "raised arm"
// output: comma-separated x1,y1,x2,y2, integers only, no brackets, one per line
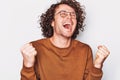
20,43,37,80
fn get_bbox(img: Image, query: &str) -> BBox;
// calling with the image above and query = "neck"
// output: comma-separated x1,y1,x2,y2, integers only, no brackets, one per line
50,36,72,48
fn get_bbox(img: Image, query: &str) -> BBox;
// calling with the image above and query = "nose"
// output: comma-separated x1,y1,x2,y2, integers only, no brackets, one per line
66,13,72,19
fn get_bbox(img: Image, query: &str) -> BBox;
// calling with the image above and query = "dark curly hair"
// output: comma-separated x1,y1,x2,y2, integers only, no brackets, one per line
40,0,86,39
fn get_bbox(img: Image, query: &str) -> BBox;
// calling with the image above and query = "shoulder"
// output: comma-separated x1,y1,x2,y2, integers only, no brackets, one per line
73,39,92,50
31,38,47,43
30,38,48,47
73,40,93,56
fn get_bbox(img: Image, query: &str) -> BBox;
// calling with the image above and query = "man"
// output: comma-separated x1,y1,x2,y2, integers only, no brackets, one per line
20,0,110,80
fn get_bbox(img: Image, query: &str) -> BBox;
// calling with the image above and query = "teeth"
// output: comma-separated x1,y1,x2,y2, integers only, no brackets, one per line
63,24,71,29
63,23,71,25
63,23,71,27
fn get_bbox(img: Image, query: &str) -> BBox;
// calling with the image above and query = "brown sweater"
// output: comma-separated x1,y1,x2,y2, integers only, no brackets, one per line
21,38,103,80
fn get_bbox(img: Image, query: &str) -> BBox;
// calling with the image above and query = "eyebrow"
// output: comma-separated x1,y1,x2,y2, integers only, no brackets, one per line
56,10,75,14
55,10,66,14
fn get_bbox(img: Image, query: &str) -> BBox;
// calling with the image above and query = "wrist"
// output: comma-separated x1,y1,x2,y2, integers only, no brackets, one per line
94,62,103,69
94,64,101,69
24,61,34,68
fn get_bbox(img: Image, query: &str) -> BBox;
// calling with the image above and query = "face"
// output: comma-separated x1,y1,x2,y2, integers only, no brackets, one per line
51,4,77,38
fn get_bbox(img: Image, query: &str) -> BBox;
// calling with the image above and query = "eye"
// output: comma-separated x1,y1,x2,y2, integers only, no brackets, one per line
71,12,76,16
60,11,67,18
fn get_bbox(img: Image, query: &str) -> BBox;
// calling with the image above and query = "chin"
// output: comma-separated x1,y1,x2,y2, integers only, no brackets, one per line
63,34,73,38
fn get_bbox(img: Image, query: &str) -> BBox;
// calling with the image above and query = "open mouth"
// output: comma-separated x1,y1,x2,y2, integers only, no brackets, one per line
63,23,72,30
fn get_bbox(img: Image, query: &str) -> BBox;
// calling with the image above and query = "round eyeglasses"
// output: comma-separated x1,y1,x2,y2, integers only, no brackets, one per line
55,10,76,19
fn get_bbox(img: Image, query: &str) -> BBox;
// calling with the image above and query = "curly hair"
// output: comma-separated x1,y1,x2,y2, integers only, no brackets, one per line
40,0,86,39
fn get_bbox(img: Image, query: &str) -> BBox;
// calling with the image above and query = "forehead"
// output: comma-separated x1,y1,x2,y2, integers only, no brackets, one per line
55,4,75,12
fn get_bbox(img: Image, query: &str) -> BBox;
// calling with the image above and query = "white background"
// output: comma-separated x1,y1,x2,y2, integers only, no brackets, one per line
0,0,119,80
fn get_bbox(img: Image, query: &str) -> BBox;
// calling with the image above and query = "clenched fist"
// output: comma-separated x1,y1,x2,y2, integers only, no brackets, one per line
94,45,110,68
20,43,37,67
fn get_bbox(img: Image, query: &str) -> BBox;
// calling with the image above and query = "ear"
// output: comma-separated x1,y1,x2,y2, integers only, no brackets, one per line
51,20,54,27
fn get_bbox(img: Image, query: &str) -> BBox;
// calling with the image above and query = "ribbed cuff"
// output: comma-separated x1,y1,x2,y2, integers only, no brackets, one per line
91,66,103,77
22,64,35,72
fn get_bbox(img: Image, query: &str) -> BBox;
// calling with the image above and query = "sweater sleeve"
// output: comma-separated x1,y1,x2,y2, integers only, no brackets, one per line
83,46,103,80
20,64,37,80
20,41,39,80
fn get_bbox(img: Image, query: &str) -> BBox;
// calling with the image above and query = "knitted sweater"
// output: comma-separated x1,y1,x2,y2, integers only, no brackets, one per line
21,38,103,80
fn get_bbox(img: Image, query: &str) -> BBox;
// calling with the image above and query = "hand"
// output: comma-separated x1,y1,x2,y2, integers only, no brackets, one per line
94,45,110,68
20,43,37,67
